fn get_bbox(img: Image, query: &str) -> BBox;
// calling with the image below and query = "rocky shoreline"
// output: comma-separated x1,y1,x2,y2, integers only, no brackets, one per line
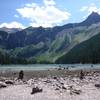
0,69,100,100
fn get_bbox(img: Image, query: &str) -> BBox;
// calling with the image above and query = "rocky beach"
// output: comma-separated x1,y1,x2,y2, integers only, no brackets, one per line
0,68,100,100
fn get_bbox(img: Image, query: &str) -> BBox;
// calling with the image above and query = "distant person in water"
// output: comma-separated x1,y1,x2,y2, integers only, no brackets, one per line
58,65,62,70
18,70,24,80
66,67,69,70
91,64,93,68
59,65,61,68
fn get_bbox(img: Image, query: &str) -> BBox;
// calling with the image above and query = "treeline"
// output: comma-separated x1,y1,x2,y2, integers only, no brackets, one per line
0,50,52,64
0,53,27,64
0,50,34,64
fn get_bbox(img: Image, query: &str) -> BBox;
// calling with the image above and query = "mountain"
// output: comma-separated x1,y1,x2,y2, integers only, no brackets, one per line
77,12,100,26
0,27,22,33
56,32,100,64
1,12,100,64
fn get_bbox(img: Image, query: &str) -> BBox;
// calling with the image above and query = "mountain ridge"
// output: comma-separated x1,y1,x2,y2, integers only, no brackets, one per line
1,12,100,64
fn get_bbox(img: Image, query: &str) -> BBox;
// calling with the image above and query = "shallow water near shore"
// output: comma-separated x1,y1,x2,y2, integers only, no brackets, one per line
0,64,100,71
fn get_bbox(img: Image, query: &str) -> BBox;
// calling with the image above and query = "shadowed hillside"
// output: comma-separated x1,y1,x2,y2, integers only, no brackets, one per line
1,12,100,64
56,32,100,64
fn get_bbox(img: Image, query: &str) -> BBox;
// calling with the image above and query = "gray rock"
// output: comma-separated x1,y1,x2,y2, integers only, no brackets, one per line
95,84,100,88
70,88,81,95
0,81,7,88
53,76,57,80
5,80,14,85
44,80,51,83
72,89,81,95
62,86,67,90
31,87,43,94
55,88,60,90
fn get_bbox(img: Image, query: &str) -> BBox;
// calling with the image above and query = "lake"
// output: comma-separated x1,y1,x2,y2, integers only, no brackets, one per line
0,64,100,71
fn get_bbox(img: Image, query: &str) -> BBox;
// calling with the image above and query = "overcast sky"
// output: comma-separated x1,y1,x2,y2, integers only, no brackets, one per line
0,0,100,28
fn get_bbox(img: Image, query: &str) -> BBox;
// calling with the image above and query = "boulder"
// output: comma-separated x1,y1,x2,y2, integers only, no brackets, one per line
31,87,43,94
53,76,57,80
62,86,67,90
0,81,7,88
70,88,81,95
95,84,100,88
71,89,81,95
5,80,14,85
62,84,68,90
55,88,60,90
44,80,51,83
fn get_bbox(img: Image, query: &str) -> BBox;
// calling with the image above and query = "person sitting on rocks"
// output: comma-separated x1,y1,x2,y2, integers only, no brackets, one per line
80,70,84,80
18,70,24,80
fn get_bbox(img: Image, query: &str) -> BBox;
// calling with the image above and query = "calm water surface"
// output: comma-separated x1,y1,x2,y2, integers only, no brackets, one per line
0,64,100,71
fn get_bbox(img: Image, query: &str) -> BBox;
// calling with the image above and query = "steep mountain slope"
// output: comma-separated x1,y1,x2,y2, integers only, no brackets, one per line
1,12,100,63
2,12,100,49
56,32,100,64
77,12,100,26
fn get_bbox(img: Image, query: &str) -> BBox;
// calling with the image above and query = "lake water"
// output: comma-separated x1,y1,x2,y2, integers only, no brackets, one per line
0,64,100,71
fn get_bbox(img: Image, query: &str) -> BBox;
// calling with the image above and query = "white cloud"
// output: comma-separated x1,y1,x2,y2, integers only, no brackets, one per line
0,21,25,29
16,0,70,27
14,14,19,18
44,0,55,6
25,3,37,7
80,3,100,16
80,6,88,12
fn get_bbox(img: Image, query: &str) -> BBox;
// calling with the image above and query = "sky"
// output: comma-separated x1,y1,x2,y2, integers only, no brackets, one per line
0,0,100,29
